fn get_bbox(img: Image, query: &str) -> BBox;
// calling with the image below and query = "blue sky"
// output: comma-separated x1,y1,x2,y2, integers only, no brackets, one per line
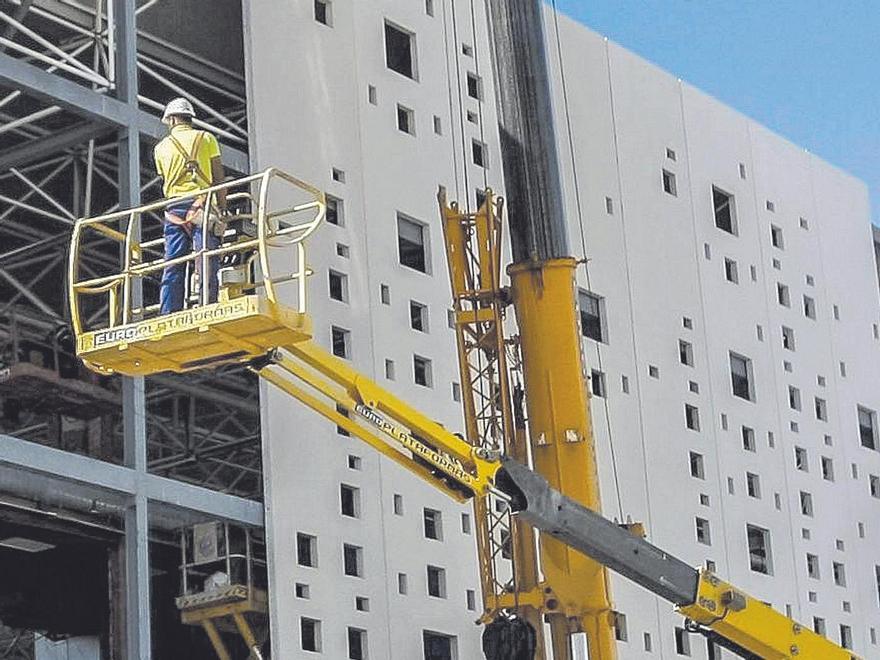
553,1,880,225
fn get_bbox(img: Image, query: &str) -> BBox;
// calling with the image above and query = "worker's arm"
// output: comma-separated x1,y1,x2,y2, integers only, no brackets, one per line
211,156,227,212
153,145,165,190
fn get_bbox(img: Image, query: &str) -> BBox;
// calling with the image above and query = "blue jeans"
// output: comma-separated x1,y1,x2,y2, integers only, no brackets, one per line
160,201,220,314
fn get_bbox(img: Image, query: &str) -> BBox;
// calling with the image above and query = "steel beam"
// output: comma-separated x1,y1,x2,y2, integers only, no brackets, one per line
0,433,264,526
124,495,150,660
0,52,249,171
112,0,151,655
0,122,110,170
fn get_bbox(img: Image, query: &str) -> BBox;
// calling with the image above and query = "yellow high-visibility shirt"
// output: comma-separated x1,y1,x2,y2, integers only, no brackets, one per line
154,124,221,199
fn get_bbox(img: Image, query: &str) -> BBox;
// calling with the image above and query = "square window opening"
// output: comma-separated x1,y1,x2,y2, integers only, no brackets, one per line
385,21,417,80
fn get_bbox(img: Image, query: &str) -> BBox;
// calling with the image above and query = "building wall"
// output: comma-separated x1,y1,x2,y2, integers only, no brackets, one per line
246,2,880,658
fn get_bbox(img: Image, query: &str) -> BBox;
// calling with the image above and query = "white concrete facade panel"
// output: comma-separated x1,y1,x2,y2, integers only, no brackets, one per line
247,3,878,658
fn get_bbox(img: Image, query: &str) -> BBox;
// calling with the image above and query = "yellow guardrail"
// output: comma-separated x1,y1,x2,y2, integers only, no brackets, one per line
68,167,325,338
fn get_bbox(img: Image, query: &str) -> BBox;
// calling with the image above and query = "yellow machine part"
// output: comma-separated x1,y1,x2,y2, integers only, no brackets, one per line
509,257,616,660
75,295,310,376
680,571,860,660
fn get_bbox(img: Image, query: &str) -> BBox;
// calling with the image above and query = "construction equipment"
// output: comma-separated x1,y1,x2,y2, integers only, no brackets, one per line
176,522,268,660
68,168,858,660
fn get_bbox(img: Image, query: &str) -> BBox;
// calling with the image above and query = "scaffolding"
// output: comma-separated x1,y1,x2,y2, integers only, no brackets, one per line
0,1,261,657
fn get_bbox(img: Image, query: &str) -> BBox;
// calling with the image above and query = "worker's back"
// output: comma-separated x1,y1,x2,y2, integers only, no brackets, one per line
154,123,220,198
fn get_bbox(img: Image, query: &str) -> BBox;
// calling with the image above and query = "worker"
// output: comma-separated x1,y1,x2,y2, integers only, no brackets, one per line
154,97,227,314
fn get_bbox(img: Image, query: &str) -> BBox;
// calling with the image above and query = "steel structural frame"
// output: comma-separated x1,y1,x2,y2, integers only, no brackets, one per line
0,2,260,658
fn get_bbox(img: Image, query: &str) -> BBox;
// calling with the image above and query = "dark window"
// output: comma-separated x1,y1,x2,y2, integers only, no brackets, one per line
800,491,813,516
397,214,427,272
467,72,482,100
789,385,801,411
875,565,880,606
662,169,677,196
724,258,738,283
795,446,808,472
332,326,350,358
675,626,691,656
423,508,442,540
695,517,711,545
297,533,317,567
397,104,415,135
613,612,628,642
804,295,816,319
742,426,756,452
590,370,606,398
777,282,791,307
301,617,321,652
343,544,363,577
746,472,761,498
713,187,735,234
314,0,330,25
427,565,446,598
685,404,700,431
385,22,416,79
423,631,455,660
870,475,880,498
348,628,366,660
707,640,720,660
679,340,694,366
413,355,432,387
689,451,705,479
859,406,877,449
730,353,753,401
833,561,846,587
771,224,784,248
807,553,820,579
326,195,343,226
472,140,487,167
578,290,605,342
782,326,795,351
840,625,853,650
329,270,347,302
410,300,428,332
747,524,772,574
340,484,360,518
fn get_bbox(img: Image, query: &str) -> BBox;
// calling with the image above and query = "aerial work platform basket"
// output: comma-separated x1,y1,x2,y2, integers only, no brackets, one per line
68,168,324,376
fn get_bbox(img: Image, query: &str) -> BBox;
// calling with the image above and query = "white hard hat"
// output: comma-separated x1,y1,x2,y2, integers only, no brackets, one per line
162,97,196,125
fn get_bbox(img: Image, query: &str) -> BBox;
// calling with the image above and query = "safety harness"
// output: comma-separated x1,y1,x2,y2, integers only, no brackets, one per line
164,130,212,232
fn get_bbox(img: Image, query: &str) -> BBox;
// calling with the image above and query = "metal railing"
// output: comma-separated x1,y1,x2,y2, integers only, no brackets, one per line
68,168,325,336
